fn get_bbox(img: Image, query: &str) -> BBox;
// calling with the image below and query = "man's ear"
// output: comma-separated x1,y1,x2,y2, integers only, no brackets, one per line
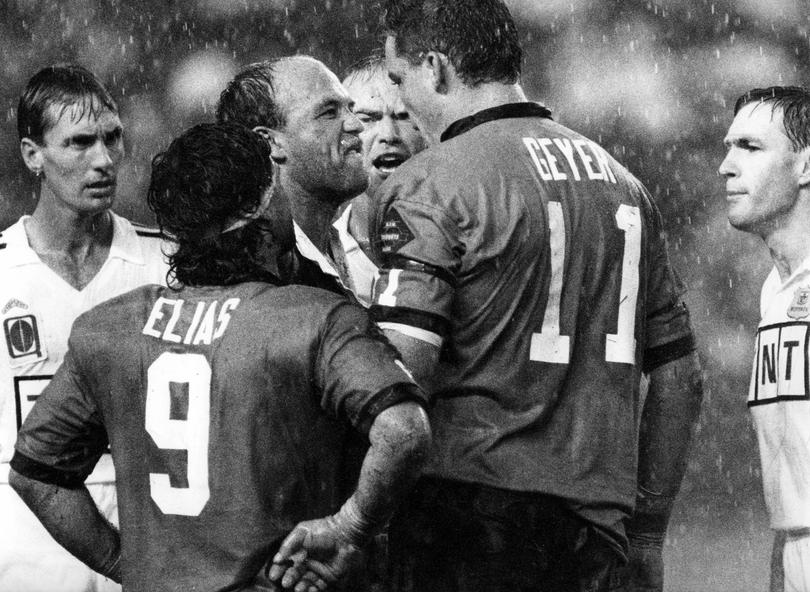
253,126,287,164
798,147,810,188
20,138,44,174
424,51,451,95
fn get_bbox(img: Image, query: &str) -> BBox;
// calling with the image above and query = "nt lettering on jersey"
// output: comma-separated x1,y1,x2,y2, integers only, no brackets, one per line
749,321,810,406
142,297,240,346
522,137,617,184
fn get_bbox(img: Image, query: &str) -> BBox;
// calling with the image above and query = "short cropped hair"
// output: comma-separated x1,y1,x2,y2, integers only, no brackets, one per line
383,0,522,86
216,60,286,130
342,52,387,85
147,122,278,287
734,86,810,151
17,64,118,144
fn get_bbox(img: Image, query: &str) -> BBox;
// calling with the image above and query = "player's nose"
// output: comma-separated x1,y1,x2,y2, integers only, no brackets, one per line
717,151,736,177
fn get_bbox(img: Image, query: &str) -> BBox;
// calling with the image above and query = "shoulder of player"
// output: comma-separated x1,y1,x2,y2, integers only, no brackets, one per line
113,214,166,242
129,221,165,241
251,282,349,307
0,228,8,259
0,221,23,267
78,284,163,324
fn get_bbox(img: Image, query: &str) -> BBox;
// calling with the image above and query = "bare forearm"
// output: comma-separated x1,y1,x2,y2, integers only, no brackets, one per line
340,401,431,544
638,350,704,504
9,468,121,582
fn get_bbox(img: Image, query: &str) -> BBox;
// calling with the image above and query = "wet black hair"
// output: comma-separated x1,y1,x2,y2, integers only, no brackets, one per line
216,59,287,130
18,63,118,144
383,0,522,86
147,122,279,287
734,86,810,151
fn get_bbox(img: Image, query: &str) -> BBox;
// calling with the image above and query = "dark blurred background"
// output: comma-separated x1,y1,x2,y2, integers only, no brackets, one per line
3,0,807,589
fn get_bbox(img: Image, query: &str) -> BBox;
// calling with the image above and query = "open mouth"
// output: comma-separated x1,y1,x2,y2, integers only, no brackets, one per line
372,153,407,174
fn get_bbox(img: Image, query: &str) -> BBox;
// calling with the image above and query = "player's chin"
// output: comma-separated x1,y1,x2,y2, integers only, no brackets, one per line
78,194,115,213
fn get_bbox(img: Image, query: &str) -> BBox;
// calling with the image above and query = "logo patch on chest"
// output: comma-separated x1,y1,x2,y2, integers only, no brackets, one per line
4,314,47,367
788,286,810,320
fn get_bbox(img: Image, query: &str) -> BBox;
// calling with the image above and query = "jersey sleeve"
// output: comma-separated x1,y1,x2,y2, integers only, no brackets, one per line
11,340,108,487
371,176,461,340
316,301,427,434
642,191,696,373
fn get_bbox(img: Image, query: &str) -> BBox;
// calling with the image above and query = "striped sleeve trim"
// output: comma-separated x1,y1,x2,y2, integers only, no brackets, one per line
370,305,449,338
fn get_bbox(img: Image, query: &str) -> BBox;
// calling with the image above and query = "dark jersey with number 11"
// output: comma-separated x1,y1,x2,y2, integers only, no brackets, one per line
371,102,695,541
12,281,422,592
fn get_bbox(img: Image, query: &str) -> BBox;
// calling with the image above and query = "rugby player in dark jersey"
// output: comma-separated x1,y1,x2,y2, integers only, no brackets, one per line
369,1,704,591
9,122,431,592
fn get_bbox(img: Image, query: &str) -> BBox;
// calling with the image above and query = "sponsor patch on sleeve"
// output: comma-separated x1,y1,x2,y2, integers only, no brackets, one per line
379,207,415,255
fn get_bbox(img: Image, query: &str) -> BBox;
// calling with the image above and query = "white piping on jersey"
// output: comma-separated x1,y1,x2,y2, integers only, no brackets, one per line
332,204,379,307
378,322,443,348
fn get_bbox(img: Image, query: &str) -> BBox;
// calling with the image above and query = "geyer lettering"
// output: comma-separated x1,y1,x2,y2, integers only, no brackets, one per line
523,137,617,184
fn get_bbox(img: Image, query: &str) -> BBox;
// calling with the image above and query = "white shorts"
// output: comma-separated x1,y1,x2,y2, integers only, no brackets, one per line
0,482,120,592
773,530,810,592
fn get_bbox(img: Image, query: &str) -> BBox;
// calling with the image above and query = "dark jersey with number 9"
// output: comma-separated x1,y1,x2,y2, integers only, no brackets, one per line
370,103,695,537
13,282,422,592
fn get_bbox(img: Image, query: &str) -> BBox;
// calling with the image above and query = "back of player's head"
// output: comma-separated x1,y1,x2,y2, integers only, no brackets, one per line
342,52,387,86
383,0,522,86
216,60,287,130
148,122,276,286
17,64,118,144
734,86,810,151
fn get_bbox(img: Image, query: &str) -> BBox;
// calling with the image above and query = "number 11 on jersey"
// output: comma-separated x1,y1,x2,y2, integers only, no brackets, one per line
530,202,640,365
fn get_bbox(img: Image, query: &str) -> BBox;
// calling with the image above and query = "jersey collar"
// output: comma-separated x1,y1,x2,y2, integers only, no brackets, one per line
440,102,553,143
106,213,147,265
4,213,146,268
293,220,341,279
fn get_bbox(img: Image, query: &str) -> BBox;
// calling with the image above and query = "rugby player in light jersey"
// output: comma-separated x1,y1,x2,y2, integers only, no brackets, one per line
0,64,168,592
9,122,431,592
336,53,427,307
370,1,704,590
720,86,810,592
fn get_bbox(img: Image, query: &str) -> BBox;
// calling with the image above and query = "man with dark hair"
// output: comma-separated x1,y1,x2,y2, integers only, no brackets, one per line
0,64,168,592
9,122,431,592
217,56,368,298
719,86,810,592
337,54,426,306
369,1,704,591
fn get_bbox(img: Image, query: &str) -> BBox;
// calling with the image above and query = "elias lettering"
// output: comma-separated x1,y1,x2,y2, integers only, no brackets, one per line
142,297,240,346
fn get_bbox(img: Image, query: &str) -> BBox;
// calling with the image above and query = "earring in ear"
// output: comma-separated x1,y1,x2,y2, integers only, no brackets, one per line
34,170,42,178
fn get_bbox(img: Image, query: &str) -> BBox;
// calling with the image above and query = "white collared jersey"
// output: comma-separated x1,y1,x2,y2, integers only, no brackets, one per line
331,202,379,308
749,258,810,530
0,214,169,483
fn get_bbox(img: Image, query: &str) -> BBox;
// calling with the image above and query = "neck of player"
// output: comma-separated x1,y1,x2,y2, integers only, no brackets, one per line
765,192,810,281
279,177,346,255
27,195,113,259
428,82,528,145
